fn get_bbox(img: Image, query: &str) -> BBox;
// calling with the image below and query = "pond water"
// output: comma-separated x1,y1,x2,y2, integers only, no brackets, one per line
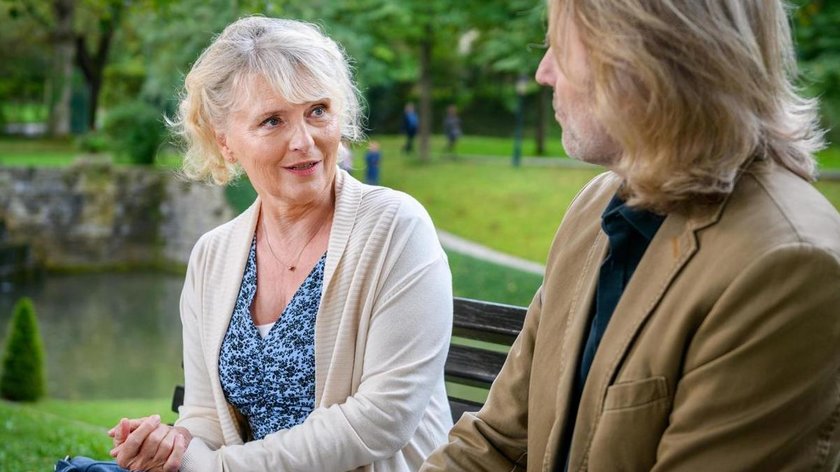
0,271,186,400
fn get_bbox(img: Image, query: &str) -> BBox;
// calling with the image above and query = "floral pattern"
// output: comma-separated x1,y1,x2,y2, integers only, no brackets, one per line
219,237,325,440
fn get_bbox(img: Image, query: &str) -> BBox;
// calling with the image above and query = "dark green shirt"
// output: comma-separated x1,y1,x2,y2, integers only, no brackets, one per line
559,191,665,470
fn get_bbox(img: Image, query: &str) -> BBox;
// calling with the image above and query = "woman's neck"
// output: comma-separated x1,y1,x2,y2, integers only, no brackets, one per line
259,185,335,239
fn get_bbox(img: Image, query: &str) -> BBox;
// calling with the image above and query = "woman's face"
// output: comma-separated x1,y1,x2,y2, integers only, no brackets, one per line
216,75,341,207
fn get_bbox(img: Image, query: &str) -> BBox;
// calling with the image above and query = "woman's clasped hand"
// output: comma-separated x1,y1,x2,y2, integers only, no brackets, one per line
108,415,192,472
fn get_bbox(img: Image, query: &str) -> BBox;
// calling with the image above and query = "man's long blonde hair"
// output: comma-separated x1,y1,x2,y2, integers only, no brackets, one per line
549,0,824,211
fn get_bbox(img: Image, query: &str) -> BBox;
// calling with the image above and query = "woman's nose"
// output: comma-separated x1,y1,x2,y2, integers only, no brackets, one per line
288,122,314,153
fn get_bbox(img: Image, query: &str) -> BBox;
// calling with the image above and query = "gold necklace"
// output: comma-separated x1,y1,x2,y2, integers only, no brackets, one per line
261,216,328,271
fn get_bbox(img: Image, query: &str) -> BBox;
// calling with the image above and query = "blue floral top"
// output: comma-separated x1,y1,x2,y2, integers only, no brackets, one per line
218,238,326,440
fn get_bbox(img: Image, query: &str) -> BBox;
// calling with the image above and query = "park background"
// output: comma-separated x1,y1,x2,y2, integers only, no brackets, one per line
0,0,838,469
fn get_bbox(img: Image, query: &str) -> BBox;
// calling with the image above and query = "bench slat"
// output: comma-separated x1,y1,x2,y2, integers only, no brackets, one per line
172,385,184,414
453,297,527,345
445,344,508,387
448,397,483,422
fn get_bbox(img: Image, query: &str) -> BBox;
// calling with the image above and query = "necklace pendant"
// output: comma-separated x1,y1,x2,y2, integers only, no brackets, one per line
288,266,296,271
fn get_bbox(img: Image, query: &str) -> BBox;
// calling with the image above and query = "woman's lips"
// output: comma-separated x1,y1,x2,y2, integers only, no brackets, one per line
284,160,320,176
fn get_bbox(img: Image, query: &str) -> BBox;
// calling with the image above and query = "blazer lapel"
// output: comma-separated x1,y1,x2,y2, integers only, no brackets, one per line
567,201,724,471
539,173,619,471
541,231,608,471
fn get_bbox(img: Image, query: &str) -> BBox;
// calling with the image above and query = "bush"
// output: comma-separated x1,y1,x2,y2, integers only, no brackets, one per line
0,297,46,402
102,100,166,165
74,131,109,154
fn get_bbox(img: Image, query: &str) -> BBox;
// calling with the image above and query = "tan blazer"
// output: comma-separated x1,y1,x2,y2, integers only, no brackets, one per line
422,162,840,471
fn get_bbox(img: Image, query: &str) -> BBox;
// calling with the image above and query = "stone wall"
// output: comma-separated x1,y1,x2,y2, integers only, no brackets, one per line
0,159,234,270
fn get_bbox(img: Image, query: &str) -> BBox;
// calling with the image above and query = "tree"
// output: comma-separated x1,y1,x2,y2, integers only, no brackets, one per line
6,0,125,134
293,0,469,161
131,0,241,108
7,0,76,136
468,0,549,154
0,297,47,402
0,3,51,126
74,0,125,130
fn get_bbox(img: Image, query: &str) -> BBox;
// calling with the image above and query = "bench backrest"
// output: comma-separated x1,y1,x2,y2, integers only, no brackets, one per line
171,296,529,423
445,297,527,420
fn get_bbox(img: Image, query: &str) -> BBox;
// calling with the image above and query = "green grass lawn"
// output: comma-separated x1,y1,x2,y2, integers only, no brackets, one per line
817,146,840,170
0,398,177,471
0,137,78,167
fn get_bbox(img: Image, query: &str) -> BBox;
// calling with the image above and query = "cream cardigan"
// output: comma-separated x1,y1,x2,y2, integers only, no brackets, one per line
176,170,454,471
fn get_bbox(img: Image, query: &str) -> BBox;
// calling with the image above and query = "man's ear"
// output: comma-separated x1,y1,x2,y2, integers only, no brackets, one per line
215,133,235,163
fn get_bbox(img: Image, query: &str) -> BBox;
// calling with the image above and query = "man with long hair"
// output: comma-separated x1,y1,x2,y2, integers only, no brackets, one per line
422,0,840,470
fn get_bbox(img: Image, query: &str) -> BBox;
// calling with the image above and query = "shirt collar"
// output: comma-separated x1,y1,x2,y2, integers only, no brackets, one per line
602,192,666,242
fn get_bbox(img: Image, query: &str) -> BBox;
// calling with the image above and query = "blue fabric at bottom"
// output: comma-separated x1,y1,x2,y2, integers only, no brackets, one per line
54,456,129,472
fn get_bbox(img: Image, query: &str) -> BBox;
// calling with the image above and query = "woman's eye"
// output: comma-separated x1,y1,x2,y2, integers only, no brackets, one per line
311,105,327,118
261,116,281,127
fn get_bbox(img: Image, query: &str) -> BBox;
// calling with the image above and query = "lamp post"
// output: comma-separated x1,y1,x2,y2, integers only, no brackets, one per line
512,74,529,167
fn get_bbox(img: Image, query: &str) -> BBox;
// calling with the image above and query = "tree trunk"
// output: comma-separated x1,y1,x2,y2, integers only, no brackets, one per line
535,86,548,156
417,23,433,162
76,2,121,130
48,0,75,137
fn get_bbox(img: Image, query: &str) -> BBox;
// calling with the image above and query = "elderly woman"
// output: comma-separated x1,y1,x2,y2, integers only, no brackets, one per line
107,16,453,472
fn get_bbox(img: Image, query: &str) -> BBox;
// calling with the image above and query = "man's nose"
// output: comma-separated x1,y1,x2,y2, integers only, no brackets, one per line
535,49,556,87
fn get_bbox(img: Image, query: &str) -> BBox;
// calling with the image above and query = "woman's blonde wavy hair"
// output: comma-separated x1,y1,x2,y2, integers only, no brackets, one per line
169,16,364,185
549,0,824,211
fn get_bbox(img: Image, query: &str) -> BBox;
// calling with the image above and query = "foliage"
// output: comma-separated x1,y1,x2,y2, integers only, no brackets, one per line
0,3,51,125
75,131,109,153
128,0,240,109
101,100,166,165
0,298,46,402
792,0,840,142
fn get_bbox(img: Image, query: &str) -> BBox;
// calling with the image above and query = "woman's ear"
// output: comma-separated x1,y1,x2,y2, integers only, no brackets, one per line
215,133,236,163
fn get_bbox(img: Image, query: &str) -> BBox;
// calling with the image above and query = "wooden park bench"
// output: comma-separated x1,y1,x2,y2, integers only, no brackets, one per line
172,297,528,422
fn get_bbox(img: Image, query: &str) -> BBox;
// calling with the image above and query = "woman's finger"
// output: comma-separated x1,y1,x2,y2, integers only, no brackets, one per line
151,426,179,467
163,433,187,472
133,422,171,468
112,414,161,468
109,416,144,443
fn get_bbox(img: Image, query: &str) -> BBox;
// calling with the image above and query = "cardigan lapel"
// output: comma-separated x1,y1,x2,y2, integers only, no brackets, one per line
322,169,361,293
206,200,260,378
315,169,362,402
567,199,725,471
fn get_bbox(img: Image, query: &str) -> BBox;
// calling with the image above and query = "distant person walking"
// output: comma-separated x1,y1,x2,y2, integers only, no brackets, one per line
365,140,381,185
443,105,462,156
402,102,418,154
